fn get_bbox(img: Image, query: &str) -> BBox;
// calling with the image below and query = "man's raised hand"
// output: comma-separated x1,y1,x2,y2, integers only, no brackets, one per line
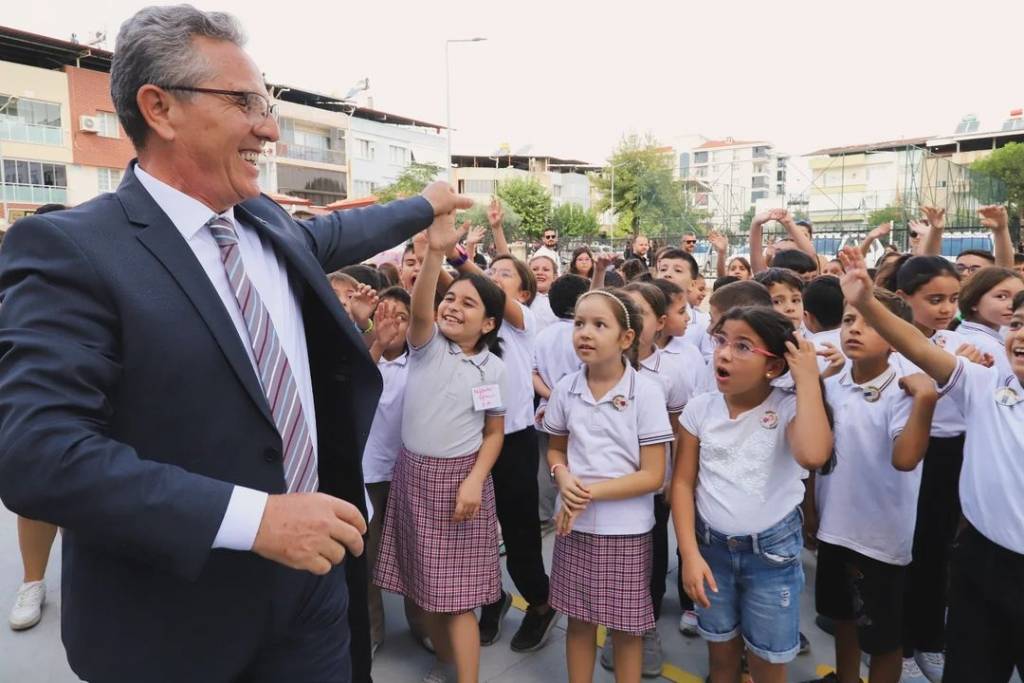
421,181,473,216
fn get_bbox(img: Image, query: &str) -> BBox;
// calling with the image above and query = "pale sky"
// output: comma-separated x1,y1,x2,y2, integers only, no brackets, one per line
8,0,1023,177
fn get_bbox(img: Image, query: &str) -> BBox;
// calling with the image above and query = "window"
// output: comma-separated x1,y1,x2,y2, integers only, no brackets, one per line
693,151,708,164
96,111,119,138
751,190,769,201
752,146,770,158
353,180,377,198
277,164,346,205
458,179,497,195
0,94,62,145
98,167,122,192
1,158,68,203
357,139,375,160
388,145,408,165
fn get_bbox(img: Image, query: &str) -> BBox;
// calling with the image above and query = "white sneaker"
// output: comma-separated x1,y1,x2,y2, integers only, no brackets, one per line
422,663,453,683
9,581,45,631
678,610,699,637
900,657,928,683
914,650,944,683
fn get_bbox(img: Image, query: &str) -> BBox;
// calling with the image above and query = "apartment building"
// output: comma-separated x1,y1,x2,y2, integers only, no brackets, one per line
450,153,595,208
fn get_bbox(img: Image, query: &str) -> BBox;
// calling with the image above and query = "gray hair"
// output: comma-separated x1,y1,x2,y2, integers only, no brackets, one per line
110,5,247,149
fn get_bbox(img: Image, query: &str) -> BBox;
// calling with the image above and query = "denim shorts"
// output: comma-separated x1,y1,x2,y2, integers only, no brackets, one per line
694,508,805,664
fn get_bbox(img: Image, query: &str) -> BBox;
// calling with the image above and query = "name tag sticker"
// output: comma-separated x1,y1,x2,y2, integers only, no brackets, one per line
472,384,502,412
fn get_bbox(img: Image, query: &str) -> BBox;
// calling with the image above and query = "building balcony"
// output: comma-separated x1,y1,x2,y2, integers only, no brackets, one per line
1,183,67,204
276,141,345,166
0,120,63,146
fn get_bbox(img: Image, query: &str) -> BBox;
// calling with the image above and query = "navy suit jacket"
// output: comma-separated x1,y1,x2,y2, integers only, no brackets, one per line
0,163,432,681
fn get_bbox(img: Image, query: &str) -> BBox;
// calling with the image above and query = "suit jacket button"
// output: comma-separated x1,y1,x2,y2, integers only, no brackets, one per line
263,448,281,462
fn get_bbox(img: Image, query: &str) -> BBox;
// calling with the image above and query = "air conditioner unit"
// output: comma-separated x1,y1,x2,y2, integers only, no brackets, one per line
79,115,100,133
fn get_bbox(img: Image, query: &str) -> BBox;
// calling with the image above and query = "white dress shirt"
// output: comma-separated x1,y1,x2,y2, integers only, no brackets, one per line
136,166,318,551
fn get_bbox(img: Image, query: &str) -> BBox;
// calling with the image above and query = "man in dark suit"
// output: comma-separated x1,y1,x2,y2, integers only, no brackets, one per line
0,6,468,682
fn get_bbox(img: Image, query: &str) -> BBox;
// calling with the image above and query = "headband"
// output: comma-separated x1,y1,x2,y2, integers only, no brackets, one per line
579,290,631,330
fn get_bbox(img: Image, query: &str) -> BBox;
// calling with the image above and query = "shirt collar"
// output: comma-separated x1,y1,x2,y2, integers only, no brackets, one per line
568,362,637,405
639,347,662,373
446,339,491,367
379,351,409,367
838,363,896,390
958,320,1003,342
135,164,231,240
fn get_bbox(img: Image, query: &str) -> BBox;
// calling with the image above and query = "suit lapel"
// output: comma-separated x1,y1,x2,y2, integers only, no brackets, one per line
118,168,277,430
235,203,372,363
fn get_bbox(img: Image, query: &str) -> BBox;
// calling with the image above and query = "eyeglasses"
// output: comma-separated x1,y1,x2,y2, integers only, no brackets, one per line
710,333,778,359
955,263,985,274
156,86,278,121
543,234,557,240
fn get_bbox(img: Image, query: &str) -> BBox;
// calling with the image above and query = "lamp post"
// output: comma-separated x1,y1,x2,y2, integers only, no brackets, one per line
445,37,486,182
0,97,13,227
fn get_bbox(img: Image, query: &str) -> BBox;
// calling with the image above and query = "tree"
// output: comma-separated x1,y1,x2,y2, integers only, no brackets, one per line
972,142,1024,220
591,133,710,236
374,162,442,203
457,202,522,235
738,206,756,232
867,205,903,227
496,178,552,239
550,203,600,237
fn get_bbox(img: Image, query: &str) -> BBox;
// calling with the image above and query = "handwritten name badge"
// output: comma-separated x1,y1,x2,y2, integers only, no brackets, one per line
472,384,503,412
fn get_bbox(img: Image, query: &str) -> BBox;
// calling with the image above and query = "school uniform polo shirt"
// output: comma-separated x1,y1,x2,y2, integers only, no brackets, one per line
362,352,409,484
817,367,918,565
943,357,1024,554
402,325,506,459
498,302,536,434
543,366,674,535
892,329,968,437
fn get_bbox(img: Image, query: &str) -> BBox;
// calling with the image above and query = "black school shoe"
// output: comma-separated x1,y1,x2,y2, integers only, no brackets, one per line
510,604,559,652
799,631,811,654
479,591,512,646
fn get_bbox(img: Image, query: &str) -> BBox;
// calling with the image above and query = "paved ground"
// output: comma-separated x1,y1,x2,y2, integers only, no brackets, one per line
0,501,861,683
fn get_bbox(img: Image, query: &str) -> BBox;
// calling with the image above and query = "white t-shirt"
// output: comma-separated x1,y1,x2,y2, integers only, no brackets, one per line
533,318,582,413
362,352,409,483
680,389,804,535
891,329,966,437
543,366,674,535
682,306,715,362
816,366,918,565
957,321,1012,379
402,325,506,458
663,335,716,398
943,357,1024,554
530,293,558,334
498,302,537,434
808,327,842,351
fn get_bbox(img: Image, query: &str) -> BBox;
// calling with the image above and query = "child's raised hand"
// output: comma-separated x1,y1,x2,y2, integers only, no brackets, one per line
708,230,728,253
373,299,402,349
681,552,718,609
868,221,893,241
921,206,945,231
594,251,614,273
838,246,873,308
412,230,429,263
953,343,994,367
426,211,466,254
977,205,1009,232
487,196,504,228
349,283,379,329
465,225,488,250
785,333,821,385
453,475,483,523
554,467,591,514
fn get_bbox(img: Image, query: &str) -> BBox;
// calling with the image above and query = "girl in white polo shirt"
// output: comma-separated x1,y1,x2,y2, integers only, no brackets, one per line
672,307,833,683
445,248,557,651
543,289,674,683
373,215,507,683
839,246,1024,683
529,254,560,333
956,266,1023,378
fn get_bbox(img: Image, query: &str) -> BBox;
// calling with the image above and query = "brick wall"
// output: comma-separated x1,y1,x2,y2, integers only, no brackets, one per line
65,66,134,169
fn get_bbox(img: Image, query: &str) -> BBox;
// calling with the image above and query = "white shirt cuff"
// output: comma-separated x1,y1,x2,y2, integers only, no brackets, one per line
212,486,269,551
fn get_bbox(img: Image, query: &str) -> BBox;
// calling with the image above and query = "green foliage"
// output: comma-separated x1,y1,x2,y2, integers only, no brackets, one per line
591,133,710,236
972,143,1024,217
496,178,552,239
867,205,903,226
374,162,442,203
550,203,600,237
739,207,756,232
457,202,522,233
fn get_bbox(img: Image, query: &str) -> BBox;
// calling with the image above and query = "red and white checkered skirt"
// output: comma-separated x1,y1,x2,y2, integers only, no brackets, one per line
549,530,655,635
373,447,501,614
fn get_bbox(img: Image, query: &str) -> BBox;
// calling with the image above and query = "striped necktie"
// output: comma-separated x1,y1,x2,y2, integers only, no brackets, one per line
207,215,317,493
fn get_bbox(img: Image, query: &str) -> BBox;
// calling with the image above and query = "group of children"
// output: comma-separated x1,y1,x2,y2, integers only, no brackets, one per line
328,202,1024,683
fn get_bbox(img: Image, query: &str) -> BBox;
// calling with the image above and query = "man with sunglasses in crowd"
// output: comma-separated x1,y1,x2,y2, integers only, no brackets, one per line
0,6,470,683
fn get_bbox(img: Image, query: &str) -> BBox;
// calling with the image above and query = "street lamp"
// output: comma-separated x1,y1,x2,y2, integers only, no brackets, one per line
0,97,13,227
445,37,486,182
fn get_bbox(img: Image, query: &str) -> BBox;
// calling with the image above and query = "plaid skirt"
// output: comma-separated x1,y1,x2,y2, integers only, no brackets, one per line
550,530,655,635
373,447,501,614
